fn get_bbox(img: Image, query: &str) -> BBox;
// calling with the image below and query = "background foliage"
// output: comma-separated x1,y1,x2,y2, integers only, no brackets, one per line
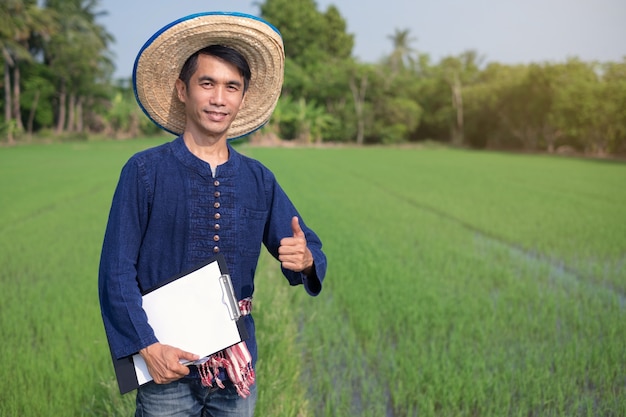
1,0,626,155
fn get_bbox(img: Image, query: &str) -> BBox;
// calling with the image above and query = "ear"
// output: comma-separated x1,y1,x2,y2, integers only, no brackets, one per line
175,79,187,103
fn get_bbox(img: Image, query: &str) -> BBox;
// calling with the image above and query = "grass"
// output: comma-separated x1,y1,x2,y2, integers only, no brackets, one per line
247,146,626,416
0,140,624,416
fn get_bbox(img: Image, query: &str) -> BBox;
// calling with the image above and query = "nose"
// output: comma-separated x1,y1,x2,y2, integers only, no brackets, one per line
210,85,226,106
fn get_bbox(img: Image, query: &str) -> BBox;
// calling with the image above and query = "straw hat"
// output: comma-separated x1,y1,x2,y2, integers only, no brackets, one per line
133,12,284,139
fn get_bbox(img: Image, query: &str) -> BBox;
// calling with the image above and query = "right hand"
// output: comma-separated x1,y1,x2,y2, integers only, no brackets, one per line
139,342,200,384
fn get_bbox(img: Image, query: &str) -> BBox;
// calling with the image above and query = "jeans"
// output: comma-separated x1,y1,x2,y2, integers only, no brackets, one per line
135,378,257,417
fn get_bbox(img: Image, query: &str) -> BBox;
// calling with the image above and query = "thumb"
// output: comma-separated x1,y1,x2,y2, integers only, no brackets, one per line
291,216,305,238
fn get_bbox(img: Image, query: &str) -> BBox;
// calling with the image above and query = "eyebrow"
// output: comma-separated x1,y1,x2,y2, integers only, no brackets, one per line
197,75,243,88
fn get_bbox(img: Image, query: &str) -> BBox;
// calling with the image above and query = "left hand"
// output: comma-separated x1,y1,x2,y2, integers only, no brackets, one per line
278,216,314,275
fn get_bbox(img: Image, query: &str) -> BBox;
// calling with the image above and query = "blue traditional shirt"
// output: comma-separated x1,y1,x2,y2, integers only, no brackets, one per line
98,137,326,369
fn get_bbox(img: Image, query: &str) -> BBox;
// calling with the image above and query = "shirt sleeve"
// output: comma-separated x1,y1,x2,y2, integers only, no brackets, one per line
264,176,327,296
98,159,158,359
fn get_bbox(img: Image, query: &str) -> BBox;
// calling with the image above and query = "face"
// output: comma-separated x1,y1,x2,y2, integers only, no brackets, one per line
175,54,246,140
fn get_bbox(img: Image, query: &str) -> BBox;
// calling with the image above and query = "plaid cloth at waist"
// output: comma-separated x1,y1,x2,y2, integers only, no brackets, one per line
196,297,255,398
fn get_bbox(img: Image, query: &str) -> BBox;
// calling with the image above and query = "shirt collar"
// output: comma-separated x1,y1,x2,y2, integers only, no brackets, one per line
171,136,241,179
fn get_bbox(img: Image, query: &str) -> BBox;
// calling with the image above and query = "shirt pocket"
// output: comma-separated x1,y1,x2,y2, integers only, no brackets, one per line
238,207,267,257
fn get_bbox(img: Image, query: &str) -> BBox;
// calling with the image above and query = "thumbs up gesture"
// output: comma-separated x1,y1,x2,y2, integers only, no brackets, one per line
278,216,314,275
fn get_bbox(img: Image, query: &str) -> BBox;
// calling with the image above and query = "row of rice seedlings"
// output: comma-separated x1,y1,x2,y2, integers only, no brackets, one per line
249,146,626,416
0,140,158,416
369,148,626,288
383,236,625,416
0,139,319,416
0,191,110,415
1,142,623,415
252,250,312,416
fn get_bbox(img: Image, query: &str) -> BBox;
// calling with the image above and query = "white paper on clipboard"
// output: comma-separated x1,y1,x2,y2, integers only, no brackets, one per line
109,255,246,391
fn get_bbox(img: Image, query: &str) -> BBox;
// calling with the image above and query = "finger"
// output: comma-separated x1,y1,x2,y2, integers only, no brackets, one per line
165,363,190,380
279,236,299,249
178,349,200,364
165,347,196,374
291,216,304,238
168,351,195,379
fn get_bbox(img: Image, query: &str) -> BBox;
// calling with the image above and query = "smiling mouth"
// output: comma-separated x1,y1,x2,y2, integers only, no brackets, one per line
205,110,228,121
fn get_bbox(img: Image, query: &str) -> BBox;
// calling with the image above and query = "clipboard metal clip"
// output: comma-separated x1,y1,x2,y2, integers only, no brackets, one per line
219,274,240,321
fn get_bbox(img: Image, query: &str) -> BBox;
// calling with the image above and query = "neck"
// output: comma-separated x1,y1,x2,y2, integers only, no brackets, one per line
182,131,230,167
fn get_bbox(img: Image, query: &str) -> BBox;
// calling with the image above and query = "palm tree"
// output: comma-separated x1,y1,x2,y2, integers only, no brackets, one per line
440,50,482,147
1,1,30,143
387,28,417,74
0,8,17,143
0,0,57,141
44,0,113,134
348,66,369,145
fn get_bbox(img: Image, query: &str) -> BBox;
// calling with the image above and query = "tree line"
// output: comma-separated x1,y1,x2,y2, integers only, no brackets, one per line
2,0,625,156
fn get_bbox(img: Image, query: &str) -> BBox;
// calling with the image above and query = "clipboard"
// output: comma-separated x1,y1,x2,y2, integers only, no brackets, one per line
109,254,248,394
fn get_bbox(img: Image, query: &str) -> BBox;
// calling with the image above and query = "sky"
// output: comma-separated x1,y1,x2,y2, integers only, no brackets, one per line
99,0,626,79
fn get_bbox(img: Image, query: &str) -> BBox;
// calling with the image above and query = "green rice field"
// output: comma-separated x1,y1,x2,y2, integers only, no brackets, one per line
0,139,624,416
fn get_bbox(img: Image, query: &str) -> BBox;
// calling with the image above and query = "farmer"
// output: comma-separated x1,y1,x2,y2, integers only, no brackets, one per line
98,12,326,417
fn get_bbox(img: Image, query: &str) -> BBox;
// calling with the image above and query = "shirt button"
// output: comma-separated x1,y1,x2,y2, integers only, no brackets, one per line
214,191,221,198
214,224,220,231
214,180,220,187
214,202,221,209
213,246,220,253
214,213,221,220
213,235,220,242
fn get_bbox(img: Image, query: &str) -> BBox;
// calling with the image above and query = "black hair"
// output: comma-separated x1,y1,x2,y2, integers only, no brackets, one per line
178,45,251,93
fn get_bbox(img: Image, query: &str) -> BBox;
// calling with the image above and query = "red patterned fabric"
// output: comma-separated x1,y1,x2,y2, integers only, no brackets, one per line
196,297,255,398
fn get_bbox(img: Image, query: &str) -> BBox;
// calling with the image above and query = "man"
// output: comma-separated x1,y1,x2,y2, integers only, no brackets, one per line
98,12,326,417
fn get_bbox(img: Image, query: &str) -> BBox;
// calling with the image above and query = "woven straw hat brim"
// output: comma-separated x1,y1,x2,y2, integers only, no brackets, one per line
133,12,284,139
